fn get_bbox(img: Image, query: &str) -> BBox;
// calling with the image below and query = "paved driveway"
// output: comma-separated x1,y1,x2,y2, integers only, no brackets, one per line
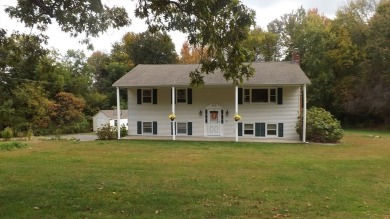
59,133,98,141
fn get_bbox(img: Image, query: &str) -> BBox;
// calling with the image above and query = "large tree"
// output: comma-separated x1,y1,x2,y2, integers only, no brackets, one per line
116,31,178,65
242,27,278,62
5,0,256,85
341,0,390,125
4,0,130,48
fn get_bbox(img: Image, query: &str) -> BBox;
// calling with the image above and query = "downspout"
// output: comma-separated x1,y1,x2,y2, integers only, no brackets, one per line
172,86,176,141
235,86,238,142
303,84,307,143
116,87,121,139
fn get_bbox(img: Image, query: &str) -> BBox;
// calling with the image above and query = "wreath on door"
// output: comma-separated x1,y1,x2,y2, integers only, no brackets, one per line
211,111,218,120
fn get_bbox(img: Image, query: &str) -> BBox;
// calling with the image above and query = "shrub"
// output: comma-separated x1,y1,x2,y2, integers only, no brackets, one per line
0,142,26,151
2,127,14,141
120,124,128,137
296,107,344,143
96,123,116,140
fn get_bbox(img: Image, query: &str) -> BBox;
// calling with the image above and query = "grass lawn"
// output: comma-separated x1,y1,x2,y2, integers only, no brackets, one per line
0,130,389,218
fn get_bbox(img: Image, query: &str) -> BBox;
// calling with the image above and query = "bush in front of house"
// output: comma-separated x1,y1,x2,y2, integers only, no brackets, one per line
1,127,14,141
296,107,344,143
120,124,128,137
96,123,117,140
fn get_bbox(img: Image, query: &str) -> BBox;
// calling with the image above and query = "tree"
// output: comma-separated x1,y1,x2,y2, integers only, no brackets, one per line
51,92,89,133
4,0,131,48
333,0,378,47
120,31,178,65
178,41,205,64
242,27,278,62
12,83,54,133
5,0,256,85
342,0,390,125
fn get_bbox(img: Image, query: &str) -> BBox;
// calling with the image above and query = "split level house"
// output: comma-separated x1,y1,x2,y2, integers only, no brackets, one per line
112,61,311,142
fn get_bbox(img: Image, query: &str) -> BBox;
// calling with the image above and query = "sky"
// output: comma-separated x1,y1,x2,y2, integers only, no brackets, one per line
0,0,349,55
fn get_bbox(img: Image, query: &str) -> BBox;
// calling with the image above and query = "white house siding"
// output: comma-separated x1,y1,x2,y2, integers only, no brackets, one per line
127,86,301,140
238,86,300,140
93,112,110,132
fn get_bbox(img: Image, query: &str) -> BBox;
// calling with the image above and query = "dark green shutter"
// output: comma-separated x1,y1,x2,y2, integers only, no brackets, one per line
153,89,157,104
205,110,208,123
153,121,157,135
278,123,284,137
137,89,142,104
137,121,142,134
187,88,192,104
238,88,243,104
260,123,266,137
188,122,192,135
277,88,283,105
221,110,224,124
238,122,243,136
255,123,261,137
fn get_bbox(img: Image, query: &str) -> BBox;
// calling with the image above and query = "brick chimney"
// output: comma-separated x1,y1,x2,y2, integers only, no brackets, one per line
292,48,300,65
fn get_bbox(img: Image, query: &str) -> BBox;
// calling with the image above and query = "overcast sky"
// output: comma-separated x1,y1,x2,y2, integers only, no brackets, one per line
0,0,349,55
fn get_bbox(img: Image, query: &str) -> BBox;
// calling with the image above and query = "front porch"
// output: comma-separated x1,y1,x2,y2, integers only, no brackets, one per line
120,135,302,143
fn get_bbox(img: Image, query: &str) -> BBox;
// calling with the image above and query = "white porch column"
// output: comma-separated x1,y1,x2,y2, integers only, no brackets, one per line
303,84,307,143
116,87,121,139
235,85,238,142
172,86,176,141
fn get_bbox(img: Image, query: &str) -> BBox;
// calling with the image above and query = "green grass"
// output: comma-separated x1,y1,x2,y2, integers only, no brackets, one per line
0,130,389,218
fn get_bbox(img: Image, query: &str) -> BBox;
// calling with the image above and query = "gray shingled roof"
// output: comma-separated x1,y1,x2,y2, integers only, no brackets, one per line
97,110,128,119
113,62,311,87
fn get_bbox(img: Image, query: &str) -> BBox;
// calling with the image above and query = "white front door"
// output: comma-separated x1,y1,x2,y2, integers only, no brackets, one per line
207,109,221,136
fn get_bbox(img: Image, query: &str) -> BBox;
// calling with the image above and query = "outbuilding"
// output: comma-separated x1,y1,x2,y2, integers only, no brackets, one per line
92,110,128,132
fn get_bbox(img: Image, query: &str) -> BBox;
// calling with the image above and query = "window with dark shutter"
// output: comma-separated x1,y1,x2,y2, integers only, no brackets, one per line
277,88,283,105
137,121,142,134
238,88,243,104
152,89,157,104
188,122,192,135
278,123,284,137
238,122,243,136
137,89,141,104
153,121,157,135
187,88,192,104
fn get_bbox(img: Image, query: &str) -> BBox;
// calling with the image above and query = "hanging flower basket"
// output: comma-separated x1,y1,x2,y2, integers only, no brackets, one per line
233,114,242,121
168,114,176,121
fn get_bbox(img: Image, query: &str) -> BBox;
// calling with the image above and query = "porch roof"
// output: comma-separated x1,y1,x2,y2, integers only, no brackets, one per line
113,62,311,88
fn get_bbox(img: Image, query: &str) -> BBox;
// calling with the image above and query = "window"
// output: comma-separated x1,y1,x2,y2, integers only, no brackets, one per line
177,122,187,134
270,89,276,103
114,120,118,126
244,89,250,103
244,124,254,135
267,124,277,136
142,89,152,103
143,122,152,134
244,88,277,103
177,89,187,103
252,89,268,102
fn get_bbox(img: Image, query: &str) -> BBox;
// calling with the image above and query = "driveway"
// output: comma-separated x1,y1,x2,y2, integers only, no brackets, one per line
59,133,98,141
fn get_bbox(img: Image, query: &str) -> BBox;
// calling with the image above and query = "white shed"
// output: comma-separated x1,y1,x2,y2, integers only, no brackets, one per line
92,110,129,132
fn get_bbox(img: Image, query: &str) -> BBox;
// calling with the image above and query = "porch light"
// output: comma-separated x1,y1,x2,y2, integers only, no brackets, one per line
199,110,202,116
226,110,229,116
